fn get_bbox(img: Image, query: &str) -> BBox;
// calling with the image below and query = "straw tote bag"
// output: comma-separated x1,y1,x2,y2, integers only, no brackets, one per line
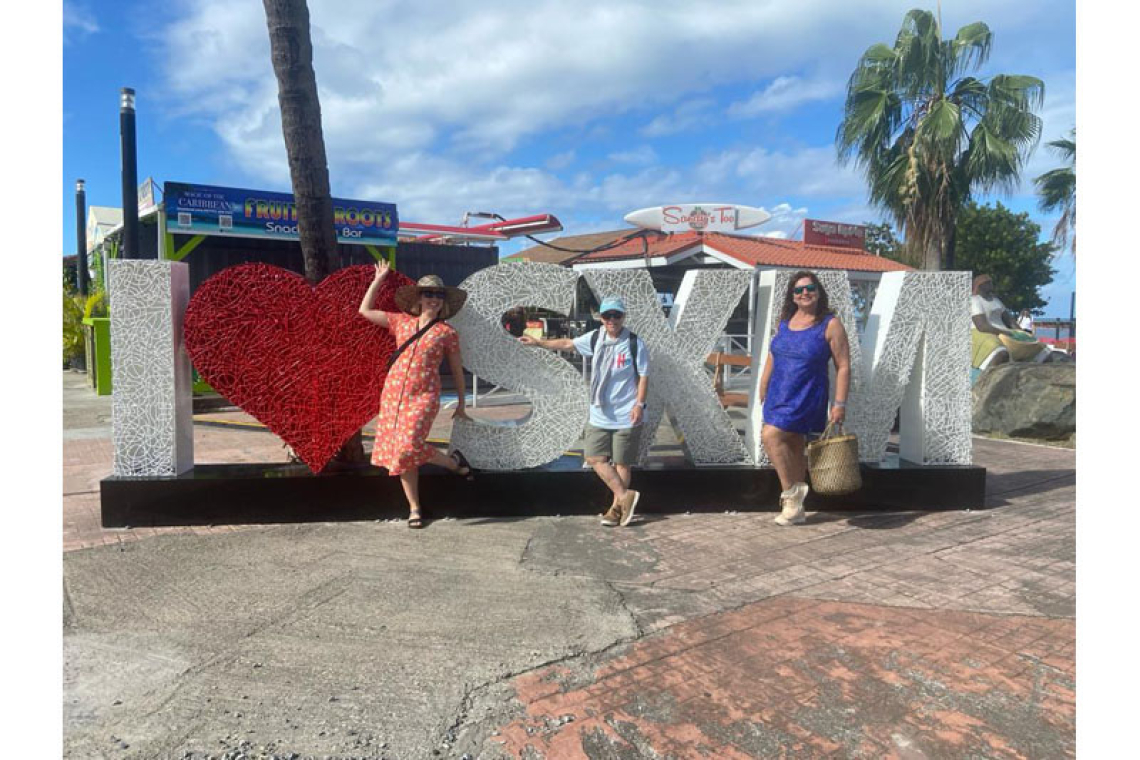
807,421,862,496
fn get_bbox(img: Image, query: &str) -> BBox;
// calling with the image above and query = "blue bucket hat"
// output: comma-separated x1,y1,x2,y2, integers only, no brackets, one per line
598,296,626,314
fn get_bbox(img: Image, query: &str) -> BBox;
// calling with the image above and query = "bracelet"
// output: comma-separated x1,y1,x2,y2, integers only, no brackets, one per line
833,400,847,408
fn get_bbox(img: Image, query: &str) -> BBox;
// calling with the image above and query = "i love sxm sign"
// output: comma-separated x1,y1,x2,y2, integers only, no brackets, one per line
107,260,971,477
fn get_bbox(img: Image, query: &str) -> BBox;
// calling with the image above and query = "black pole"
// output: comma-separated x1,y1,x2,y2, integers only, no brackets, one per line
75,179,89,295
120,87,139,259
1069,291,1075,340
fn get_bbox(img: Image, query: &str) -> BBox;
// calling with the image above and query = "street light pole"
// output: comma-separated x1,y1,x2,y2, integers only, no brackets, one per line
1069,291,1075,341
76,179,89,295
120,87,139,259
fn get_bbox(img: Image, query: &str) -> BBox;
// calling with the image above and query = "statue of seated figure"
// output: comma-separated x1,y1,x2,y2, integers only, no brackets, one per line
970,274,1056,371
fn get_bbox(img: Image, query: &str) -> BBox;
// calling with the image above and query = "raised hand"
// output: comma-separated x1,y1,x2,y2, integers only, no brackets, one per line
374,259,391,282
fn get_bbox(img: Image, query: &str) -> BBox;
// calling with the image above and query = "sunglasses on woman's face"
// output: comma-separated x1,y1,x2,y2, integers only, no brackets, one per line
601,311,625,320
421,290,446,299
793,284,818,295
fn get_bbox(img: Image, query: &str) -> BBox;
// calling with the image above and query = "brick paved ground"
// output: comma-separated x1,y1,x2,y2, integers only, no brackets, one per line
63,371,1076,758
487,599,1074,759
454,436,1076,758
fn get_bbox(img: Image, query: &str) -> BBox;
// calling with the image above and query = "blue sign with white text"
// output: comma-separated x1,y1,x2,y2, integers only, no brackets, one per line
164,182,398,246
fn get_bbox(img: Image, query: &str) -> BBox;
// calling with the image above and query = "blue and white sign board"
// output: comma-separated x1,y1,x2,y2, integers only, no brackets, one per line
164,182,398,246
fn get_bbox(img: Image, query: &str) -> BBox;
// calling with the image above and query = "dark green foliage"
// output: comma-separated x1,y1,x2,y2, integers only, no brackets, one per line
863,221,910,264
954,201,1055,312
63,257,78,293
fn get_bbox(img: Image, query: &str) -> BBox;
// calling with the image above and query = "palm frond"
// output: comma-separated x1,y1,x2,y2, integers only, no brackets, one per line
835,10,1045,268
1046,131,1075,162
1034,168,1075,212
947,76,988,120
916,99,965,155
988,74,1046,112
948,21,993,78
1033,129,1076,254
836,87,900,164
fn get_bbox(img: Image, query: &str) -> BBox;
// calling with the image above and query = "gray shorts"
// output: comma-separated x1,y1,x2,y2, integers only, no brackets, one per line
584,423,642,465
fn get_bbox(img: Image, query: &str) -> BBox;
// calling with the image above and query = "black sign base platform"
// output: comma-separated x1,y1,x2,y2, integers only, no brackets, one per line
101,455,986,528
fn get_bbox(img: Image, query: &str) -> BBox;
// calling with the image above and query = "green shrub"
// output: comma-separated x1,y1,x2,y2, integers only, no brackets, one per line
83,291,107,319
62,290,85,363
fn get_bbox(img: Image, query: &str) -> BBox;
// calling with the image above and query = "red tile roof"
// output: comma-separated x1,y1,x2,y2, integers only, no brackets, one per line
702,233,913,272
505,229,650,265
570,230,912,272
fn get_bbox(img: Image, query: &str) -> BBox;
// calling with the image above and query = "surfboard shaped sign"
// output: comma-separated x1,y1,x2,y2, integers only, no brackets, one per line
624,203,772,234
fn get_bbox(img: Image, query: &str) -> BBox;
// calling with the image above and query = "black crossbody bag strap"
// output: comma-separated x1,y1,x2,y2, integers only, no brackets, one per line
386,317,442,370
629,331,639,380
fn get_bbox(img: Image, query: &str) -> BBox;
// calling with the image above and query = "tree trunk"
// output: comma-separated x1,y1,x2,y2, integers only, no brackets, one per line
943,216,958,270
263,0,364,465
262,0,341,286
922,237,942,271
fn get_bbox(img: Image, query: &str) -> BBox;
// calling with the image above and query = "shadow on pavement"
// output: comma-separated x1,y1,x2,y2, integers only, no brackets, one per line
984,468,1076,507
806,510,926,530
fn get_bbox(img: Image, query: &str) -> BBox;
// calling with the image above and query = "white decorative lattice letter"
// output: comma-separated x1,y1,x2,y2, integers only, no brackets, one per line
108,260,194,476
583,268,753,465
746,270,864,465
858,271,972,464
449,263,589,470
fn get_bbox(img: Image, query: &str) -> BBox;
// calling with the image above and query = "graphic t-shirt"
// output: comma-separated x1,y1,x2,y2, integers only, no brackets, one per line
573,328,649,429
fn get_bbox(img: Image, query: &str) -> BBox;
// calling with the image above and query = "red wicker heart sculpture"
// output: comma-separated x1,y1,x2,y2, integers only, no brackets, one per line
184,263,412,473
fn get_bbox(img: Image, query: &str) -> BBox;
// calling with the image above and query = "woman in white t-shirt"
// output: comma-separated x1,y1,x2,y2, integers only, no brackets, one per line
970,275,1049,369
1017,309,1034,333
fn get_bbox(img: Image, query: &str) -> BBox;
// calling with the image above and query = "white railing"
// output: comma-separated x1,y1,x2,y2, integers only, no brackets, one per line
714,333,753,387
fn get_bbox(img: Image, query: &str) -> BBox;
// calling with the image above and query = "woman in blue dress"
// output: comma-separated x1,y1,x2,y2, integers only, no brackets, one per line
759,271,851,526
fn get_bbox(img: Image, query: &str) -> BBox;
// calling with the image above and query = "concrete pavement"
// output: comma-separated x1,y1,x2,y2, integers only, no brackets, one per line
62,372,1075,758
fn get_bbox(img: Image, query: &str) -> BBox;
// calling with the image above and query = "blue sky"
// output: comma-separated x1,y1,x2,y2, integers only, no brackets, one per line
63,0,1075,316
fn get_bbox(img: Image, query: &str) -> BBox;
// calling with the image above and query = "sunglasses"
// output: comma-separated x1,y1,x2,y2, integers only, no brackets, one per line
600,311,625,320
793,284,818,295
421,290,447,299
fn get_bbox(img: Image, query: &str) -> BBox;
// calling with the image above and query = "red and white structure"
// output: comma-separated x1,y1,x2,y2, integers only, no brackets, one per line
509,208,915,353
399,213,563,244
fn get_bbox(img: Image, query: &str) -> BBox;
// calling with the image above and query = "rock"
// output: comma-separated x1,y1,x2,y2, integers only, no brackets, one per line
972,363,1075,440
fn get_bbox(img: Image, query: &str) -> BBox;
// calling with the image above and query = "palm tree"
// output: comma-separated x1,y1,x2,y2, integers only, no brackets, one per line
837,9,1044,270
1034,129,1076,254
263,0,364,463
262,0,340,285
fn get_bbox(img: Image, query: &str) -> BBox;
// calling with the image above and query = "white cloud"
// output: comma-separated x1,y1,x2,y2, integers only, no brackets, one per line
63,1,98,43
727,75,843,118
755,202,809,239
545,151,576,170
608,146,659,165
148,0,1072,231
640,99,716,137
695,145,865,201
160,1,1010,160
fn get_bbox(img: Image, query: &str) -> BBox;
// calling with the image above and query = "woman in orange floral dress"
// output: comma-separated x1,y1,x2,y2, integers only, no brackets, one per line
358,261,472,527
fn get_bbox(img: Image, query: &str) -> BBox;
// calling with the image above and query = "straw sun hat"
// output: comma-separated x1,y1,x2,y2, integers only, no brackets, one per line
394,274,468,319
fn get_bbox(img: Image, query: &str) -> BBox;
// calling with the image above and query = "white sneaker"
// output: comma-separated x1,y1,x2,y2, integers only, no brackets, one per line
774,482,808,526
